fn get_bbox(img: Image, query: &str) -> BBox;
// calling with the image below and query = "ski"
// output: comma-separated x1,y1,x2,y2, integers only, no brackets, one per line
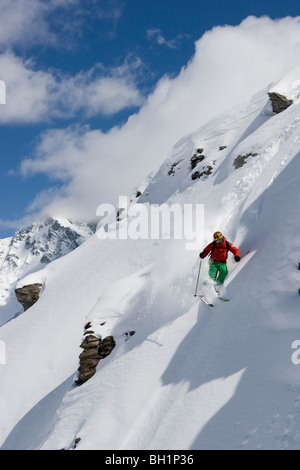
213,285,229,302
197,295,214,307
217,296,230,302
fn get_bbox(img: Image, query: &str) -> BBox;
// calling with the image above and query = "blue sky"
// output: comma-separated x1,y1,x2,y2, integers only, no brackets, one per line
0,0,300,238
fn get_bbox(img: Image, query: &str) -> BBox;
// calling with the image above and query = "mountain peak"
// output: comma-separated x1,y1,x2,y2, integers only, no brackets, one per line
0,218,95,325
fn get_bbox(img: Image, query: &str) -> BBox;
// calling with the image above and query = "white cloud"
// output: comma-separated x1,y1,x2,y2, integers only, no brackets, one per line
52,58,145,118
0,0,123,49
25,187,64,213
0,53,54,123
0,0,79,49
147,29,182,49
0,52,144,123
16,16,300,223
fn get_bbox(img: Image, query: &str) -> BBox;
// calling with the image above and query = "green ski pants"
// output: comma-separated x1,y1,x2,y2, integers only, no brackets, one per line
209,261,228,285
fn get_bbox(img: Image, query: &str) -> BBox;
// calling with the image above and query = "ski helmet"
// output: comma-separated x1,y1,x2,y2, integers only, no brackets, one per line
213,231,223,241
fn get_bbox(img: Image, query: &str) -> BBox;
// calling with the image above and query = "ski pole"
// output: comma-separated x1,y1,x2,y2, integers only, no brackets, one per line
228,250,249,278
194,259,202,297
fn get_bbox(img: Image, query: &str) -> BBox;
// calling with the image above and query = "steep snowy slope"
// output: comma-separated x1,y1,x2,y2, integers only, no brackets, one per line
0,77,300,450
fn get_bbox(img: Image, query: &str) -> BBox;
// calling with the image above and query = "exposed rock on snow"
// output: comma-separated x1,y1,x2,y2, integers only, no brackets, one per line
234,152,258,169
123,330,136,341
73,438,81,449
191,164,213,179
15,283,43,311
76,330,116,386
168,160,182,176
190,152,205,169
268,92,293,114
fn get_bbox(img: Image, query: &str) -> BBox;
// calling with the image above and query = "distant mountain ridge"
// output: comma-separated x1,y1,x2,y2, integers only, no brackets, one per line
0,217,96,325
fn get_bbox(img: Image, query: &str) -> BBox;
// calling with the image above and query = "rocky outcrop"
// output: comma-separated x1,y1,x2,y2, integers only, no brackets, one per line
75,323,136,386
190,148,205,169
192,165,213,180
190,148,216,180
190,154,205,170
75,327,116,386
15,283,43,311
234,152,258,169
268,92,293,114
168,160,182,176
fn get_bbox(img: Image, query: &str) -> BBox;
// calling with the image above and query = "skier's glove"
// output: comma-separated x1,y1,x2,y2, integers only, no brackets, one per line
234,256,241,262
199,252,205,259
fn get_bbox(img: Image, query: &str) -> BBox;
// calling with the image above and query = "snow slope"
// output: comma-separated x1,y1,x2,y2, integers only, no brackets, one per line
1,76,300,450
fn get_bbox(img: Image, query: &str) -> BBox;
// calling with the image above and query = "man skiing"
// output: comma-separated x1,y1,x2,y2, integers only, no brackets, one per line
199,231,241,286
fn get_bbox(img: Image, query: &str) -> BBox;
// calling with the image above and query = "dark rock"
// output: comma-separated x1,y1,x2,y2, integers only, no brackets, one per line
84,329,95,336
123,331,136,341
74,438,81,449
76,334,116,386
80,335,99,349
234,152,258,169
78,358,101,372
99,336,116,359
191,171,200,180
219,146,227,151
191,165,213,180
79,347,100,360
168,160,182,176
268,92,293,114
190,154,205,169
15,283,43,311
76,369,96,385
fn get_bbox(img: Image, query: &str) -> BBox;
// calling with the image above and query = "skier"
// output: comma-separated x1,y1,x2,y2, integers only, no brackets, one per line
199,231,241,286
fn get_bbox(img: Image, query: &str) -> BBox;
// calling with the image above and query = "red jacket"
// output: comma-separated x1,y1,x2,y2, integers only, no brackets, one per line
202,237,240,263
